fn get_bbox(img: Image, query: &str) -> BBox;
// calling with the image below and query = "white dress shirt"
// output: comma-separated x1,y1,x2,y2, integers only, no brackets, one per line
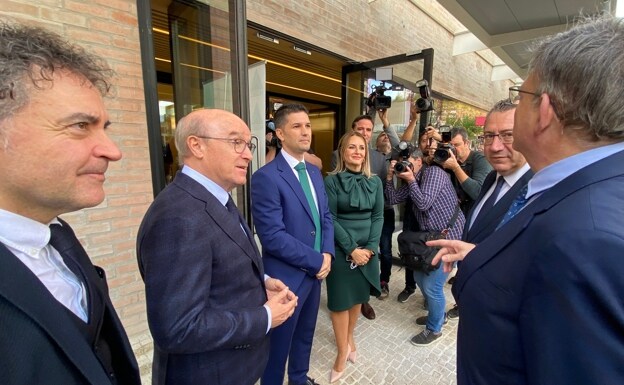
0,209,88,321
468,163,531,230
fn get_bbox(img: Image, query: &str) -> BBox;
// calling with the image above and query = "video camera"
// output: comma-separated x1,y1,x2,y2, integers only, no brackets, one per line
366,82,392,110
433,125,455,165
414,79,434,113
391,141,415,173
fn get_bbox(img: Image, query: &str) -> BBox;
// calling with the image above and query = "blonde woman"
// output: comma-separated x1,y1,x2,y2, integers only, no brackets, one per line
324,131,383,383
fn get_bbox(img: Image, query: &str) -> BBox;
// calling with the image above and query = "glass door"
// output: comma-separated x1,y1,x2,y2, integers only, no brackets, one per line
340,49,435,145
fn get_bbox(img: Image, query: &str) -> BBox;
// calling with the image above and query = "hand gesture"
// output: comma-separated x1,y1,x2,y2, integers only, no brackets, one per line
266,288,298,328
428,239,476,273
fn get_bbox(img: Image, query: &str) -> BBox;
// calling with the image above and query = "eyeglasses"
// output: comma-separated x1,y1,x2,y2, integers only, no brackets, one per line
509,86,541,102
481,132,514,145
195,136,257,154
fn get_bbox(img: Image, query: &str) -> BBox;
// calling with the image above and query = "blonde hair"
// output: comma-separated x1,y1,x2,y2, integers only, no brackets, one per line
329,131,373,178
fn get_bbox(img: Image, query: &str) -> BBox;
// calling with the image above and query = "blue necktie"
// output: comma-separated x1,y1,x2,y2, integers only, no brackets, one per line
294,162,321,251
472,176,505,227
498,184,529,229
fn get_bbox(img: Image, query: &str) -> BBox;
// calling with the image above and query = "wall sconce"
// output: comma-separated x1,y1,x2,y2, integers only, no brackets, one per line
256,32,279,44
293,45,311,55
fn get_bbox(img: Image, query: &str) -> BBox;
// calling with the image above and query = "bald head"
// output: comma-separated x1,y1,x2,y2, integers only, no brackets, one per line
175,109,246,164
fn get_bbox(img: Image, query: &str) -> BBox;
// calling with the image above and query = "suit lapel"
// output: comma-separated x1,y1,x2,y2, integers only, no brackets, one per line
467,170,533,242
276,153,316,223
463,171,496,238
0,245,111,384
174,174,264,273
454,150,624,296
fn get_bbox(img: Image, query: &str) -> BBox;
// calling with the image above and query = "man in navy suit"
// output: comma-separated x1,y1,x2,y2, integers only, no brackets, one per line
441,99,533,320
0,21,140,384
252,104,335,385
137,109,297,385
430,16,624,385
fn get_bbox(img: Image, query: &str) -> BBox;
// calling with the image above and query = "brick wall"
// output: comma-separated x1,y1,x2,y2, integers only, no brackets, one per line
0,0,154,378
246,0,513,111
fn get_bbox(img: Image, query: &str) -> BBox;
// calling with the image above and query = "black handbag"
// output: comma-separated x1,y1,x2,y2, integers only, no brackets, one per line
397,205,460,274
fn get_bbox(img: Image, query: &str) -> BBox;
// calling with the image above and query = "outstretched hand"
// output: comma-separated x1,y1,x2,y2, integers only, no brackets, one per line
428,239,476,273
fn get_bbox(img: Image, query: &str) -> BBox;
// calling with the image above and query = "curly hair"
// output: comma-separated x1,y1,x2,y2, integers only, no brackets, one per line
0,20,113,124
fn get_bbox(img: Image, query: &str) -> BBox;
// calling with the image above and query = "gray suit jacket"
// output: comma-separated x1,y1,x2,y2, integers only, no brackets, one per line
137,172,269,385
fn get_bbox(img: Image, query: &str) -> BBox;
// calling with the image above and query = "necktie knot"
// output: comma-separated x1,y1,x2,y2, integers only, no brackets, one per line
49,223,72,252
295,162,306,172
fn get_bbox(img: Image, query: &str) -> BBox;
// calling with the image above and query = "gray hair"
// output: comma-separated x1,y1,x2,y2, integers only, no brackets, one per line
528,15,624,142
409,148,424,160
485,99,516,124
175,111,206,165
0,21,113,129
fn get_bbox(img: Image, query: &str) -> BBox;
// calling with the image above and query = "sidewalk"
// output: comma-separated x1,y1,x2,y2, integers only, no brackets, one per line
302,262,458,385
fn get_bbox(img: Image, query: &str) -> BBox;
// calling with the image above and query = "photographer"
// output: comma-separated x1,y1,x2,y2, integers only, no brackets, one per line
424,127,492,215
385,148,465,346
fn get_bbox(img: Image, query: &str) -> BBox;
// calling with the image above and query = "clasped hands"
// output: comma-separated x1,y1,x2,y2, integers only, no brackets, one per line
348,247,373,267
265,277,298,328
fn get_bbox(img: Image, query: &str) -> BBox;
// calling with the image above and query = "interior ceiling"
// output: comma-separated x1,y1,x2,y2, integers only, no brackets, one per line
438,0,616,78
151,1,349,107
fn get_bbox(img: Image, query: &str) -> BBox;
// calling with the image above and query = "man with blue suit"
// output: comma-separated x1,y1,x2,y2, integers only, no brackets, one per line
442,99,533,320
137,109,297,385
430,16,624,385
252,104,335,385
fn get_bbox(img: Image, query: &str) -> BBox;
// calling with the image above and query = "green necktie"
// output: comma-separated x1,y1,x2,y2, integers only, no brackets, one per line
294,162,322,251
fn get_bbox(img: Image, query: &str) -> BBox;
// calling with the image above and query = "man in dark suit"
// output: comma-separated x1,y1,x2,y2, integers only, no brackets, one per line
137,109,297,385
430,15,624,385
442,99,533,320
251,104,335,385
0,21,140,384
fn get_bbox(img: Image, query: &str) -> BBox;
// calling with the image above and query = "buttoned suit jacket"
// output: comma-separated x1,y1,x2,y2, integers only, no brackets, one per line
137,172,269,385
0,220,140,385
463,169,533,244
251,152,335,293
453,150,624,385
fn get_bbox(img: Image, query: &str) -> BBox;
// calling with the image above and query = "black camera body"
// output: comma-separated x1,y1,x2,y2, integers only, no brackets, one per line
415,79,434,113
433,125,456,165
392,141,415,173
366,83,392,110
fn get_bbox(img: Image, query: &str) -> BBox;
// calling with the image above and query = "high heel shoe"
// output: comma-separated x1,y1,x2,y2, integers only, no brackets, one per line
329,368,344,383
329,346,350,383
346,344,356,364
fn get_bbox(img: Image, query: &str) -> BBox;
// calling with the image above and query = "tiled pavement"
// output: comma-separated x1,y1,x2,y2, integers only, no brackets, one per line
299,262,458,385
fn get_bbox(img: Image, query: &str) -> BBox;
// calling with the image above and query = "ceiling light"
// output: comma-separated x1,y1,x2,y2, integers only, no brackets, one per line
293,45,311,55
256,32,279,44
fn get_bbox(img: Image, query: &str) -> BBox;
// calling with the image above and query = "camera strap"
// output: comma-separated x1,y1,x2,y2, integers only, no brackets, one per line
441,205,461,237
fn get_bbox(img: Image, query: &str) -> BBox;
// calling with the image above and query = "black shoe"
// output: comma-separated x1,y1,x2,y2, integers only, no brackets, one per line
397,287,415,303
377,281,389,300
415,312,448,326
361,302,376,320
289,376,321,385
410,328,442,346
447,304,459,319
